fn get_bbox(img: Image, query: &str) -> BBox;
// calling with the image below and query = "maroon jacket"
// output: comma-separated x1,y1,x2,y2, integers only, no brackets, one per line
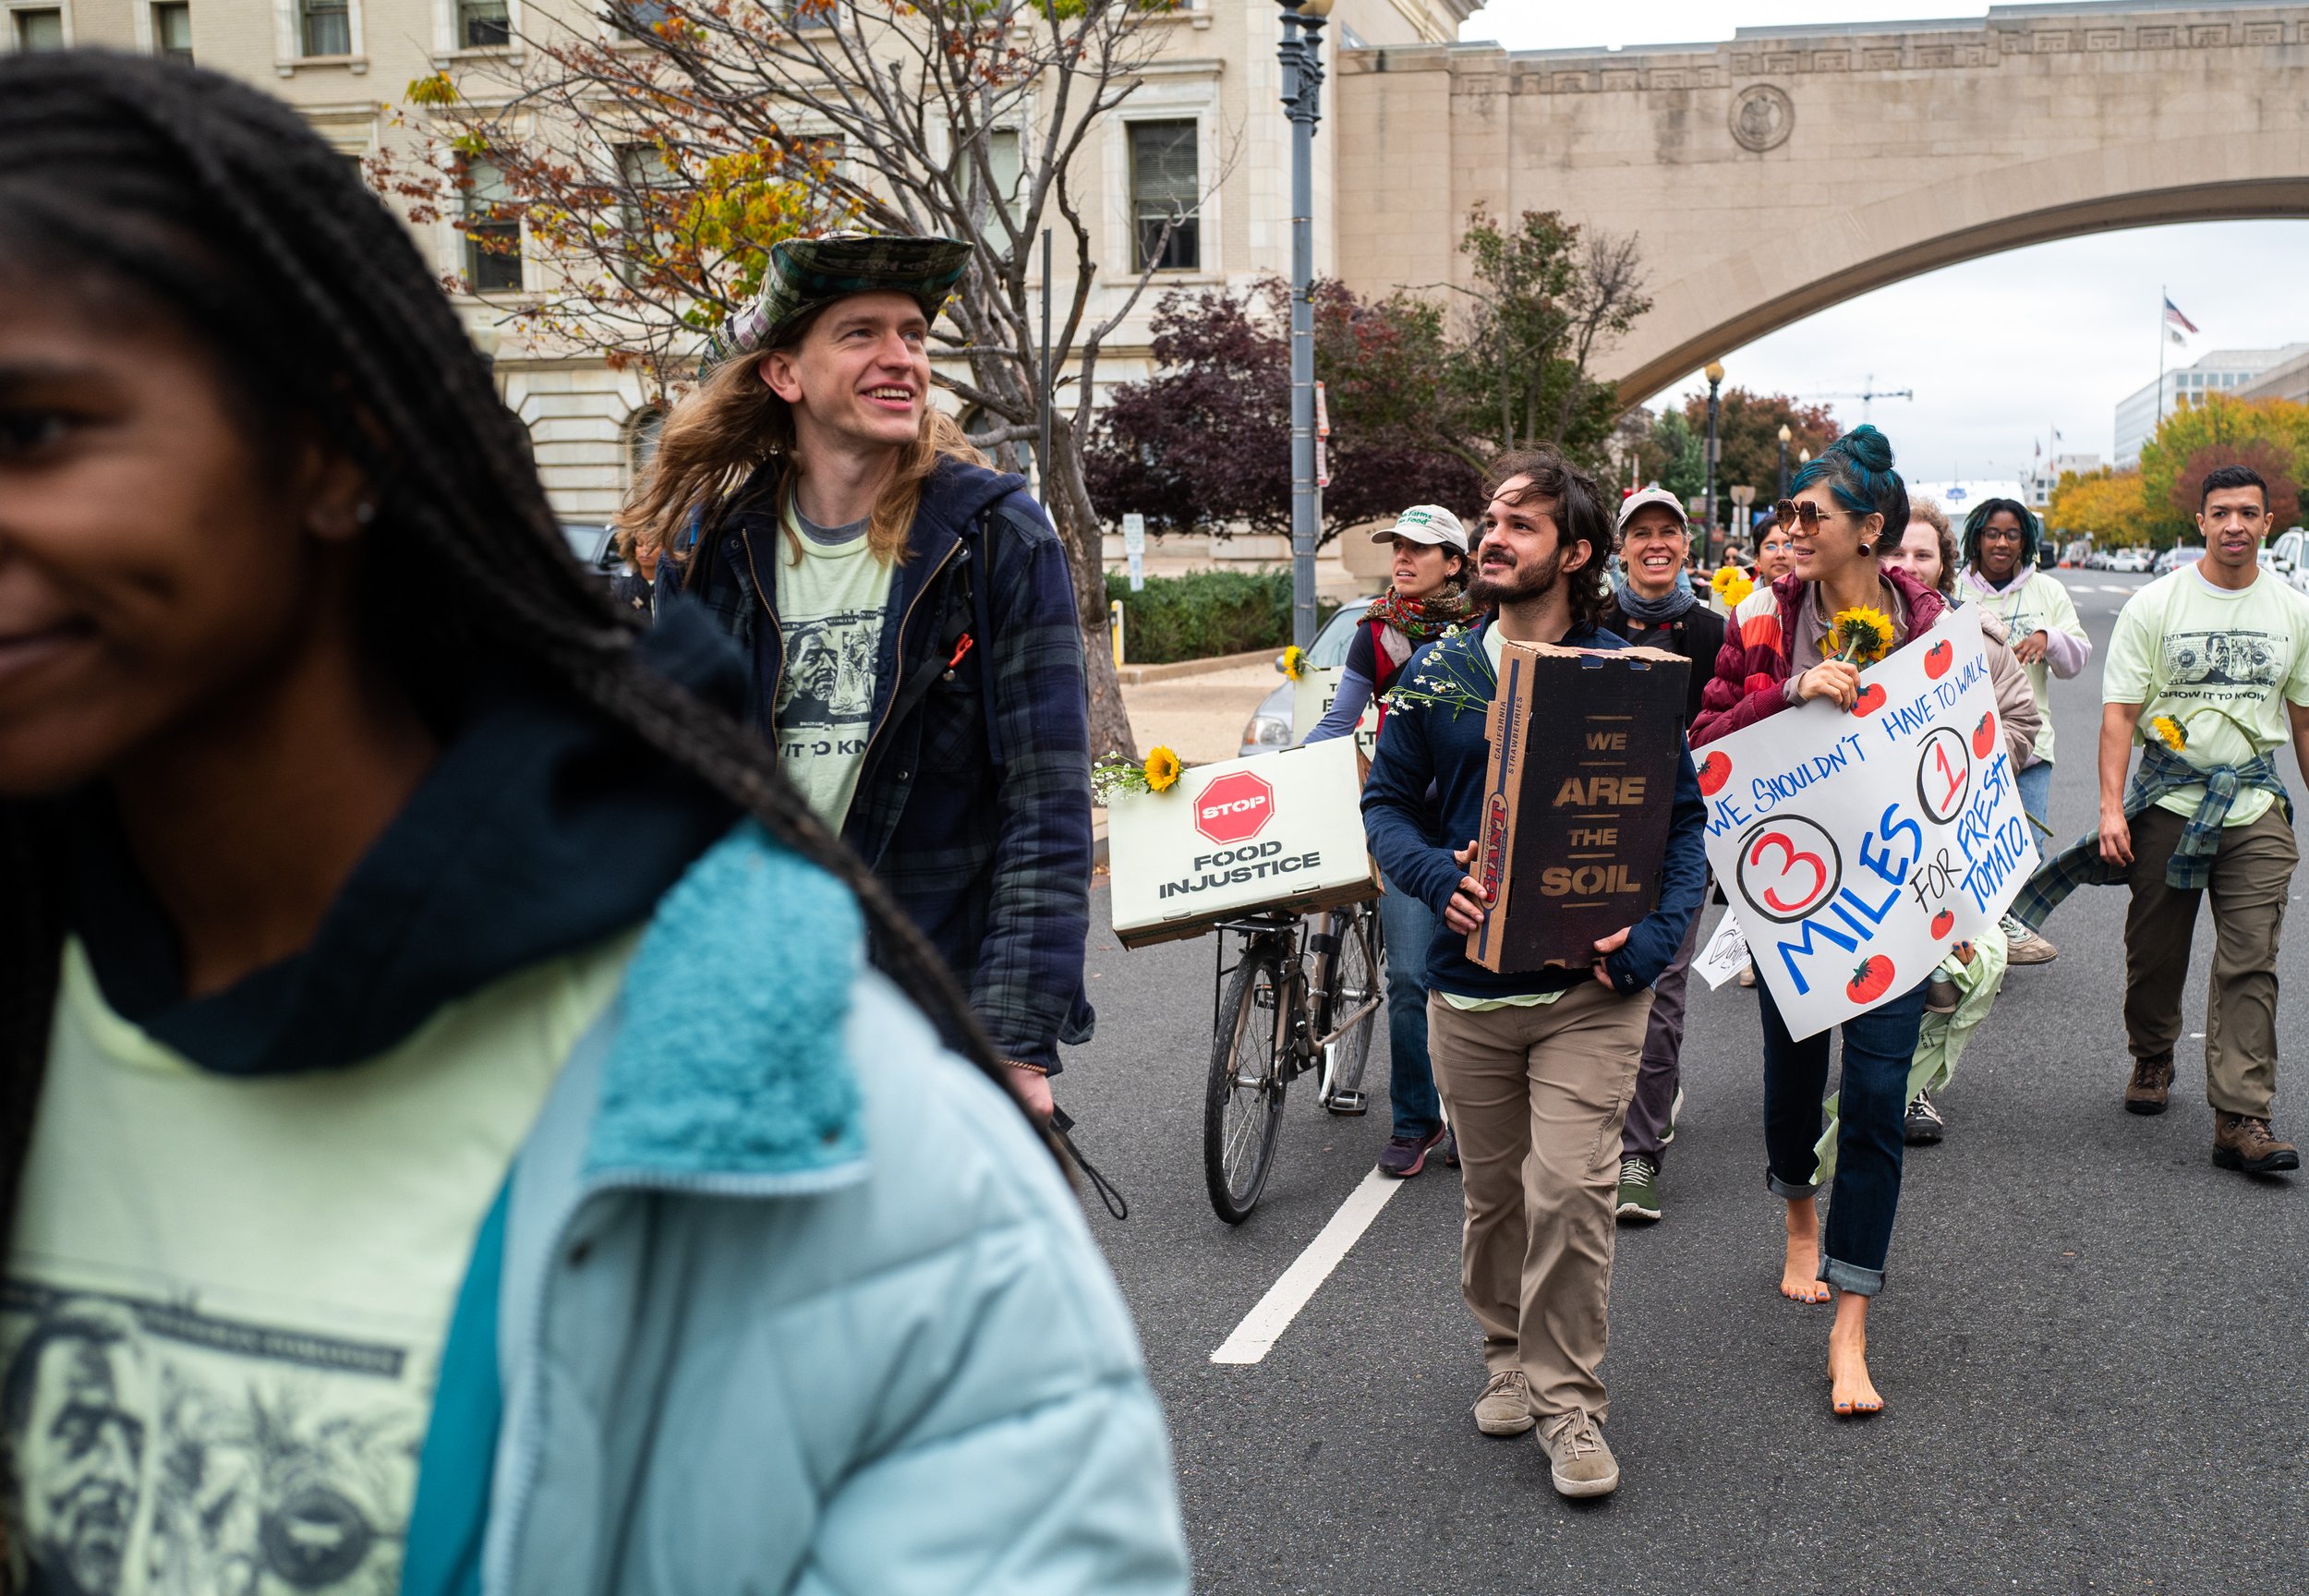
1689,565,1949,747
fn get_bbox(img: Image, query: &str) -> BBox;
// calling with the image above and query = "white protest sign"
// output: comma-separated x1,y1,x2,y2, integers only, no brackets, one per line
1694,911,1750,990
1695,609,2038,1039
1290,666,1378,756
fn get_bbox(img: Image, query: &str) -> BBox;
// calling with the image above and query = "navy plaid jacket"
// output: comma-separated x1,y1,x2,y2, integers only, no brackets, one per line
679,457,1095,1071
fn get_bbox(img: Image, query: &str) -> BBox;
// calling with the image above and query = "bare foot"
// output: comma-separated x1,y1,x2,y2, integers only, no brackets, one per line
1779,1201,1829,1304
1828,1318,1882,1417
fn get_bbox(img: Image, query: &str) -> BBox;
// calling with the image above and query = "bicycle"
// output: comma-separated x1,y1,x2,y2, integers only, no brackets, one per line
1202,898,1385,1224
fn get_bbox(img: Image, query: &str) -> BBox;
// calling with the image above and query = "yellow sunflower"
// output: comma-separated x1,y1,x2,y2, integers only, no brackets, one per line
1280,646,1308,683
1717,571,1755,609
1830,606,1894,666
1144,745,1183,792
2149,714,2188,754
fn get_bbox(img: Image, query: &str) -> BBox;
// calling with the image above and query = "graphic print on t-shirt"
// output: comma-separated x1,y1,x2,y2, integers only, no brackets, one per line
0,1281,419,1596
2164,628,2284,694
776,604,884,764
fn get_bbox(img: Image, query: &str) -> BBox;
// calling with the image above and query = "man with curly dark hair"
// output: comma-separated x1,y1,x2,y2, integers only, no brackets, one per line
1361,447,1706,1500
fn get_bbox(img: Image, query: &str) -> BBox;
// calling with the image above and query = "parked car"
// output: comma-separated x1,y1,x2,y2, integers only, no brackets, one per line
2151,545,2205,576
561,520,624,576
2270,528,2309,593
1239,598,1374,758
2110,549,2152,574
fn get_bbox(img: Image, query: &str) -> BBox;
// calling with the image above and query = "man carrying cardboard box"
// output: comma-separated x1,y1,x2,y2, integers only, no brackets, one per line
1362,449,1707,1499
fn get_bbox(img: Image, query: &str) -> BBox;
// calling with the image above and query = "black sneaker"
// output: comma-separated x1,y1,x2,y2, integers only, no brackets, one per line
1904,1089,1945,1145
1378,1125,1448,1179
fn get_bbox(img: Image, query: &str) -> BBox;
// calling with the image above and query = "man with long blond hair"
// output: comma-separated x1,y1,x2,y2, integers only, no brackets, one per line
627,235,1094,1118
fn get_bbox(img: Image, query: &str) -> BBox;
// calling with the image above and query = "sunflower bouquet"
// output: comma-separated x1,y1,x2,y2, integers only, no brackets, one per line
1279,646,1308,683
1829,606,1894,666
2146,707,2259,757
1092,745,1183,803
1711,566,1755,609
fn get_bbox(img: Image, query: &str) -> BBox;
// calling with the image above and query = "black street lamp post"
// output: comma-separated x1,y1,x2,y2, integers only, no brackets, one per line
1703,360,1724,544
1277,0,1330,651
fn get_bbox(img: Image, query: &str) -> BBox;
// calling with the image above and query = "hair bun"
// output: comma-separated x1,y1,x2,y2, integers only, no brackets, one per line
1832,424,1896,474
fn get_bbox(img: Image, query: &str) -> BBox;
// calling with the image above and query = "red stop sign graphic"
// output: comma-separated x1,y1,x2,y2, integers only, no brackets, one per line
1194,771,1275,844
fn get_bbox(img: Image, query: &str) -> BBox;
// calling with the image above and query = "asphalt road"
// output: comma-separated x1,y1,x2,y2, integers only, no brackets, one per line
1062,570,2309,1595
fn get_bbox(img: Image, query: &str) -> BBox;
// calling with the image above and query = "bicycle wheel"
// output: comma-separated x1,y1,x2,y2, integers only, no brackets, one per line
1318,905,1383,1115
1204,942,1290,1224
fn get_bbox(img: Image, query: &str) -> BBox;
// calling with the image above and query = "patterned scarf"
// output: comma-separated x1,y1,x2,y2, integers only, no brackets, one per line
1611,569,1699,624
1364,586,1473,646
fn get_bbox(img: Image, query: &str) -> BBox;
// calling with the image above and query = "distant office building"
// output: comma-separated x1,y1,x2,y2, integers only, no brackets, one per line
2025,452,2104,512
2114,345,2309,468
2237,346,2309,406
1909,479,2031,529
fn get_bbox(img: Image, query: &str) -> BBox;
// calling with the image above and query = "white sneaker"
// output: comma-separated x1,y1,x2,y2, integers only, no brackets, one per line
2001,913,2058,965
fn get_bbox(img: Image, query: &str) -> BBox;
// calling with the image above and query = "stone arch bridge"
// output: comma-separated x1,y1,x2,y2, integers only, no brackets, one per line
1332,3,2309,403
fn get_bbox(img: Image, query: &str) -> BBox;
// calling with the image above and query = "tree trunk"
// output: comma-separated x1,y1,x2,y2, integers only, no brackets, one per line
1044,417,1138,759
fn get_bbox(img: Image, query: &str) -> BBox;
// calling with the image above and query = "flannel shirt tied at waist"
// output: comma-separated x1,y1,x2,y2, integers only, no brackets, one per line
2010,743,2293,927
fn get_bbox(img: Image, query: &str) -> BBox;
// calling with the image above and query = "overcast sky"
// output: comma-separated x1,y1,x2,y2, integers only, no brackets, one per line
1456,1,2309,478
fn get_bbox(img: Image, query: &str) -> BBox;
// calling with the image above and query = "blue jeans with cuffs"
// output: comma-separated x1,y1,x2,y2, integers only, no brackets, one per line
1758,974,1929,1296
1377,875,1445,1140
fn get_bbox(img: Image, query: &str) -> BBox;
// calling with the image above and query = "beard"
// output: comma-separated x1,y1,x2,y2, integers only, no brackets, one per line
1467,543,1566,611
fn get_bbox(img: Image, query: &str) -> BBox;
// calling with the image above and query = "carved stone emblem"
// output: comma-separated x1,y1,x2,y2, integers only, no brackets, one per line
1730,84,1795,152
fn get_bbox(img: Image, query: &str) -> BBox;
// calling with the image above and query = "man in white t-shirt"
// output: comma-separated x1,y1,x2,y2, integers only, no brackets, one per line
2091,466,2309,1175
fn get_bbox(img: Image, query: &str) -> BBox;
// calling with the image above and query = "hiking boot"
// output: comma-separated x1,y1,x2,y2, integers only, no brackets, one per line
1661,1085,1686,1146
2213,1113,2301,1175
1473,1370,1536,1436
2124,1057,2174,1116
1378,1124,1448,1179
2001,913,2058,965
1537,1408,1620,1499
1615,1155,1662,1223
1904,1088,1945,1145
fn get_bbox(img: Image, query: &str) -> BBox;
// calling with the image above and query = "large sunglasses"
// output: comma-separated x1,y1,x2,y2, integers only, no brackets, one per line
1772,499,1848,532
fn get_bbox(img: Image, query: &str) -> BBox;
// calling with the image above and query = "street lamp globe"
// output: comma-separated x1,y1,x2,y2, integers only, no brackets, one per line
1704,360,1725,385
1778,423,1792,443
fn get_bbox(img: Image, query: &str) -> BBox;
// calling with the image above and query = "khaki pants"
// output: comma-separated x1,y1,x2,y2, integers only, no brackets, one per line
2124,804,2299,1118
1427,983,1651,1422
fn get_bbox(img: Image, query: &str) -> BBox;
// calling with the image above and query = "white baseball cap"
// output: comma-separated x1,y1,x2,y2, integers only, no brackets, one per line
1372,504,1469,553
1616,487,1689,534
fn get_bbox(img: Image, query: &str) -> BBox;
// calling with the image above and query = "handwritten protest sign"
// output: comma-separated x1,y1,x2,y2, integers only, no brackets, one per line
1696,610,2038,1039
1291,667,1378,756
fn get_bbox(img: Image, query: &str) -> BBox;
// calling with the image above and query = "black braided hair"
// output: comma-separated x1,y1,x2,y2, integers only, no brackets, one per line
0,52,1023,1239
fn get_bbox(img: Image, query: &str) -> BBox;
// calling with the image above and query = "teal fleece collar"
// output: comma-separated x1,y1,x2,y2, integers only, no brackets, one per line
586,822,867,1181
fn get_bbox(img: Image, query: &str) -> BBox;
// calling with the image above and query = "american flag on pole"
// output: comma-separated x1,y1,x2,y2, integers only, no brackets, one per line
2164,296,2200,334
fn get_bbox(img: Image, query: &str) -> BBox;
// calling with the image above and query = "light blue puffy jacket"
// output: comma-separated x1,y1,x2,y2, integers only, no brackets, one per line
402,824,1191,1593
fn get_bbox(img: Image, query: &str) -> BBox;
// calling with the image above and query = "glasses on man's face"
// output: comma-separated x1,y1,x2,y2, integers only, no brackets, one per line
1773,499,1844,532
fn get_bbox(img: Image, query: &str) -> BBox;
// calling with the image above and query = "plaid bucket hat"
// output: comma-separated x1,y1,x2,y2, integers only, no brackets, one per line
699,232,973,374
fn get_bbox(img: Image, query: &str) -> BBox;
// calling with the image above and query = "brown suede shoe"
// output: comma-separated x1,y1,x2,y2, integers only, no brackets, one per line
2213,1113,2301,1175
2124,1057,2174,1116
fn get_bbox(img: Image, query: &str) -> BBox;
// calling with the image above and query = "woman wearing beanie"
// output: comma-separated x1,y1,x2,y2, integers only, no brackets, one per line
1690,426,1943,1419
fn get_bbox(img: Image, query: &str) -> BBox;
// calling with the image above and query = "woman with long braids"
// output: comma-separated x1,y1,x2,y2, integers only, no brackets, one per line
0,53,1188,1595
1690,425,1943,1420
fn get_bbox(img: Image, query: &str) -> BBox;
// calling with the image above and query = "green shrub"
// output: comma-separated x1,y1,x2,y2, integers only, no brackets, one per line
1106,569,1338,664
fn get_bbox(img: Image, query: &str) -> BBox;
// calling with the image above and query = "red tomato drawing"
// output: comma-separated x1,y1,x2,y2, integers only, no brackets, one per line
1846,956,1895,1004
1973,711,1997,759
1925,639,1953,680
1930,909,1954,938
1697,750,1732,797
1853,683,1887,717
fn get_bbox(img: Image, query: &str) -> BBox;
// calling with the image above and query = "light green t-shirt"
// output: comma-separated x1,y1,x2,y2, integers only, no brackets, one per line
6,933,634,1596
773,499,899,828
1445,623,1568,1010
2104,565,2309,827
1965,567,2085,765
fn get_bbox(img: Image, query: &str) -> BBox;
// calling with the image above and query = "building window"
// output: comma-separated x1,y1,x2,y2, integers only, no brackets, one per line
151,1,191,59
458,0,506,45
1128,120,1199,272
13,7,66,49
613,143,671,287
299,0,349,54
463,159,524,292
979,127,1022,237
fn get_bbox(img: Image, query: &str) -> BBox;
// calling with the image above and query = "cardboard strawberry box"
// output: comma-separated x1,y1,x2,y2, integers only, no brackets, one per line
1108,738,1376,949
1465,642,1689,973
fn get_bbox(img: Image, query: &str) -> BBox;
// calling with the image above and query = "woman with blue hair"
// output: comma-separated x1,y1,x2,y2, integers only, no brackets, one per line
1956,497,2090,967
1690,425,1945,1420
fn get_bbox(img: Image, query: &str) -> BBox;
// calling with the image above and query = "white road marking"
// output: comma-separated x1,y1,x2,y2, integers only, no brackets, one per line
2100,584,2135,593
1210,1165,1405,1365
